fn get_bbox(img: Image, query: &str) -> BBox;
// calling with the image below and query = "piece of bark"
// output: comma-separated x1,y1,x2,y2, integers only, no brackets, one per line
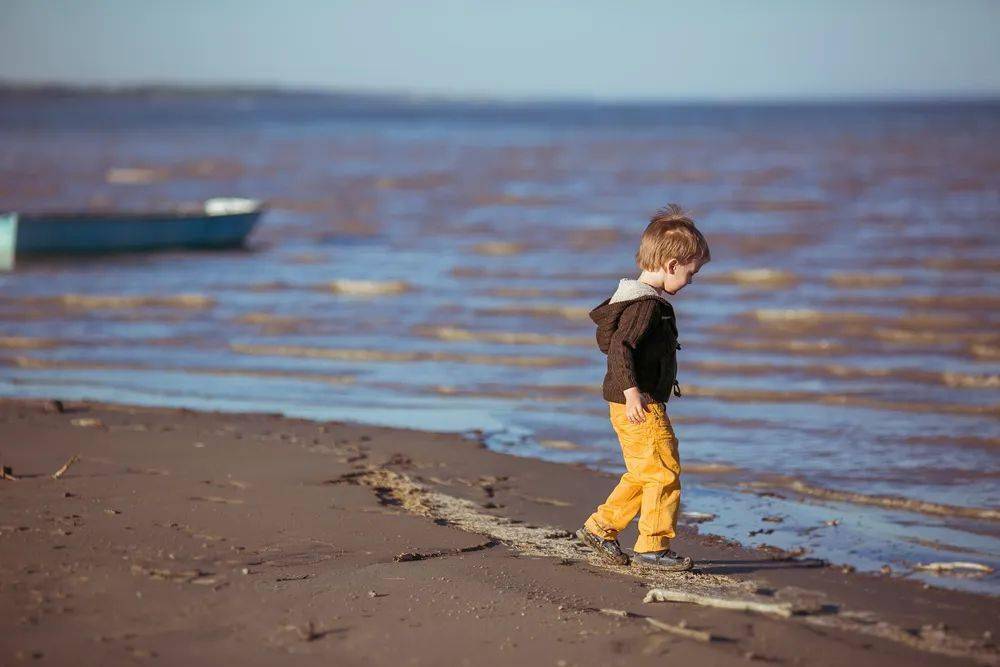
52,454,80,480
395,551,437,562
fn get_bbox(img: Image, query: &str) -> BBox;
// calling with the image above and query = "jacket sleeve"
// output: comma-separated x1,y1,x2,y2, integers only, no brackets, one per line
607,299,658,392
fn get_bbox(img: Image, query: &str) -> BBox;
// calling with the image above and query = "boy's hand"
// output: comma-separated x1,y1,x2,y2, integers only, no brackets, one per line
623,387,648,423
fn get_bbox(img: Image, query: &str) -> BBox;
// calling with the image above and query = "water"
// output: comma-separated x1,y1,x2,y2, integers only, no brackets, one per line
1,90,998,593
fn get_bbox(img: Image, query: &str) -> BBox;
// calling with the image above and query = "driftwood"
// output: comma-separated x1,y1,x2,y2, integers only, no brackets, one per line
51,454,80,480
645,617,714,642
914,561,994,574
597,608,714,643
1,464,17,480
394,539,498,562
643,588,794,618
188,496,245,505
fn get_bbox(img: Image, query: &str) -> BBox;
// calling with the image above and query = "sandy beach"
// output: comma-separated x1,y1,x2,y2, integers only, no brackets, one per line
1,397,996,665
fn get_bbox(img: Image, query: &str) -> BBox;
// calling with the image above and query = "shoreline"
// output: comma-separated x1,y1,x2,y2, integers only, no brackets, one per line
1,397,997,665
4,382,995,595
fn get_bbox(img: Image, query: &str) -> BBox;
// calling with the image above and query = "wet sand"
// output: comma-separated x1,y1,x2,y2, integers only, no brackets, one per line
1,398,997,666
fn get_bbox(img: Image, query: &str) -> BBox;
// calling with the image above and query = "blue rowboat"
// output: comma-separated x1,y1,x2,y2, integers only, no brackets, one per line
1,198,263,267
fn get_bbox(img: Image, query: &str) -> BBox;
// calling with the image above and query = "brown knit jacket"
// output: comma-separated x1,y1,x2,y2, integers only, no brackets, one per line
589,279,682,405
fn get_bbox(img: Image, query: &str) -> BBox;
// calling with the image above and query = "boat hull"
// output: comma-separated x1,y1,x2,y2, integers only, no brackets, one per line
15,210,261,254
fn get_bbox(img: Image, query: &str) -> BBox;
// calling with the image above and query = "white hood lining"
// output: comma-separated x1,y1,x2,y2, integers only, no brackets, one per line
608,278,669,304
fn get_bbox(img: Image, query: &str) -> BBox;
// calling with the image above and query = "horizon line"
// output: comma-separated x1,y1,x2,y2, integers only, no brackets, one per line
2,80,1000,107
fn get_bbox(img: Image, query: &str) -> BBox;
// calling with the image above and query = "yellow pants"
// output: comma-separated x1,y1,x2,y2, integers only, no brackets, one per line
584,401,681,553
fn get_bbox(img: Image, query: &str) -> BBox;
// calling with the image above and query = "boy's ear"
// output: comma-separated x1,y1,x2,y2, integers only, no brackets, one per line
665,258,678,274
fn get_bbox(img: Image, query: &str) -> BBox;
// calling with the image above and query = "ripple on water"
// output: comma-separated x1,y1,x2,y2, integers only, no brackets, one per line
229,343,585,368
412,325,590,347
52,293,214,309
705,268,799,289
742,477,1000,522
2,95,998,593
0,336,61,349
686,359,999,390
323,279,411,296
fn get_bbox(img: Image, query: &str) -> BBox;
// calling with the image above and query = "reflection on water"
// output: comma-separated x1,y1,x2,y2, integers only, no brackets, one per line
1,91,998,593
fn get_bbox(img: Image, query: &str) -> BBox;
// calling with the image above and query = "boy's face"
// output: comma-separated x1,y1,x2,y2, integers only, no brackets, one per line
662,259,700,295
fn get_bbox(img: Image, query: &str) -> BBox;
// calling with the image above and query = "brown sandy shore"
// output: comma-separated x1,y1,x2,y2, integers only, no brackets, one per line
1,398,997,666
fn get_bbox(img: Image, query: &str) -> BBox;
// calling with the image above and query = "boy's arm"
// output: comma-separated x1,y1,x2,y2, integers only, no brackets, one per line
607,300,658,416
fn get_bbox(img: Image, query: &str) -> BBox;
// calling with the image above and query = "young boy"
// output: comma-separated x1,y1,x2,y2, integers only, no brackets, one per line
576,204,710,571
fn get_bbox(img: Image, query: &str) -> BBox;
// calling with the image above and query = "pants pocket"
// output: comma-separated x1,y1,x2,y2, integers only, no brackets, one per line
642,404,680,474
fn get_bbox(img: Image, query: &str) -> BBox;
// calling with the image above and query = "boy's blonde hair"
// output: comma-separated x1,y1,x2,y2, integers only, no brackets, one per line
635,204,711,271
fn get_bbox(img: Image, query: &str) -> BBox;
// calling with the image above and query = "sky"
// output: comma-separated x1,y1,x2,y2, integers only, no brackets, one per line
1,0,998,101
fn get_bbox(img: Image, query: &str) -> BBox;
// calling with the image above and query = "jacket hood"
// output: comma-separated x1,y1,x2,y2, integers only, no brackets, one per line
589,279,672,353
